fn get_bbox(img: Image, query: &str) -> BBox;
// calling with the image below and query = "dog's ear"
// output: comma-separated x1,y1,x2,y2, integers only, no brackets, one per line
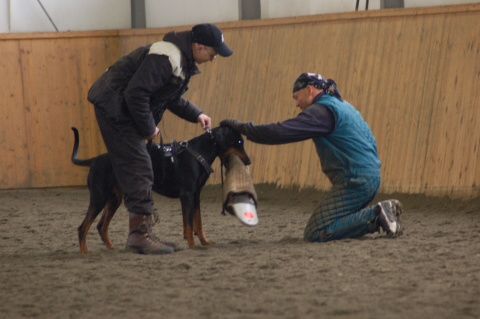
217,126,230,140
216,126,233,148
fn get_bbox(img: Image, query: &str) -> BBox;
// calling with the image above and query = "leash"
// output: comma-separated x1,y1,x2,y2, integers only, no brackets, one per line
204,127,227,215
220,163,226,215
205,127,227,215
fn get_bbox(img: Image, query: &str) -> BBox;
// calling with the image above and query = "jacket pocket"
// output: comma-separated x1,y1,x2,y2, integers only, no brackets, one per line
88,76,132,126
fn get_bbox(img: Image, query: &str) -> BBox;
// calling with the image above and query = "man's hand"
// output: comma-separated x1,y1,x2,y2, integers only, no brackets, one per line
197,114,212,130
219,119,245,134
147,127,160,140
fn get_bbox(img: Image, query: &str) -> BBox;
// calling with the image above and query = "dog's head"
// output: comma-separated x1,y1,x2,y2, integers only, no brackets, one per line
209,126,251,166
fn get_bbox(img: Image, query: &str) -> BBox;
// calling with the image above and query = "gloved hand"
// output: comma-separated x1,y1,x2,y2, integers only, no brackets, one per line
219,119,246,134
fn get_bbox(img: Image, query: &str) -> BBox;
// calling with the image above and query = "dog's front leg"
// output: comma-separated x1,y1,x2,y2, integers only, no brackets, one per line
193,192,213,246
180,194,196,247
182,206,188,241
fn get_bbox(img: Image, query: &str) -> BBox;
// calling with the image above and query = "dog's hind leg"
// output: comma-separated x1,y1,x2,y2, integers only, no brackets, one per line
97,186,122,250
78,204,103,254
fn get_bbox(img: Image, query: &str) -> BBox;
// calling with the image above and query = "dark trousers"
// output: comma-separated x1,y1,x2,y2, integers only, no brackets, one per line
94,106,154,215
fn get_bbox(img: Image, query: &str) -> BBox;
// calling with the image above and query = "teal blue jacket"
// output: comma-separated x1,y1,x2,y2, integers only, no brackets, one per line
240,93,381,184
312,94,380,183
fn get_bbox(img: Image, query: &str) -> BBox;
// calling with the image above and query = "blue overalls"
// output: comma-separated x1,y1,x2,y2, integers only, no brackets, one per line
303,95,382,242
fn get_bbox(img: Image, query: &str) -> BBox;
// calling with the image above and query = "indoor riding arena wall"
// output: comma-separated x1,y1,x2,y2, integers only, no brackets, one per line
0,3,479,199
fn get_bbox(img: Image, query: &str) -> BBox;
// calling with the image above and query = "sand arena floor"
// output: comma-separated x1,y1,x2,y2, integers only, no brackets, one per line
1,184,479,319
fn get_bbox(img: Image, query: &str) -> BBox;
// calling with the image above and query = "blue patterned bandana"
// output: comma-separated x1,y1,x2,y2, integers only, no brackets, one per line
292,73,325,93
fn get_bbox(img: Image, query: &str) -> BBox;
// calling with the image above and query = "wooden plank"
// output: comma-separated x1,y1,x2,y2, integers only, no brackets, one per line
0,3,479,199
0,40,30,188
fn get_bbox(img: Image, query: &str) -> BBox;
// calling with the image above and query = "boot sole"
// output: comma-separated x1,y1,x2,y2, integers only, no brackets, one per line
126,245,174,255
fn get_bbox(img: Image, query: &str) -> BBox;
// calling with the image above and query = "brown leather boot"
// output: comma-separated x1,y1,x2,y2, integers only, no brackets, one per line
126,213,174,255
148,213,178,250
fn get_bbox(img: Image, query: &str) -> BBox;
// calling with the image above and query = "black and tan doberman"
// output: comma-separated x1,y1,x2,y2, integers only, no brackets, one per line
71,126,251,253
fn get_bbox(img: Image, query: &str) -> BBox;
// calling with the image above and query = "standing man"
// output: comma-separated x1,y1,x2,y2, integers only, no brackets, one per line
88,23,233,254
220,73,403,242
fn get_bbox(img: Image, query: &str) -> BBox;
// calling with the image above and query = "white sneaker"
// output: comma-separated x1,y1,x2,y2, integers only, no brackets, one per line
376,200,403,237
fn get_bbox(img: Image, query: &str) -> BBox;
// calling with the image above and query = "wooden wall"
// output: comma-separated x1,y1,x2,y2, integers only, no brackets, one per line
0,4,479,198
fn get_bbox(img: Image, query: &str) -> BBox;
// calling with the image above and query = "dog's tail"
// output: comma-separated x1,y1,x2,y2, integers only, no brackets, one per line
71,127,93,167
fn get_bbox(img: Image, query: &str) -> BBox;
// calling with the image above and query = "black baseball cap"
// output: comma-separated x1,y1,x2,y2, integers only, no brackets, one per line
292,73,325,93
192,23,233,57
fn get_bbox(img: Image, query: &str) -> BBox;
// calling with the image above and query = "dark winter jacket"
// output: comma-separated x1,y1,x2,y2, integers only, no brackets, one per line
88,30,203,137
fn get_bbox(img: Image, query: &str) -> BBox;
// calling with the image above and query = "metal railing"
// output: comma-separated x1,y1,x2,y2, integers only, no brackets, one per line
355,0,369,11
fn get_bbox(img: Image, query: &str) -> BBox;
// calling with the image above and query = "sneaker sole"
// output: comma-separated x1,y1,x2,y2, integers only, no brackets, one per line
389,199,403,219
387,199,403,238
